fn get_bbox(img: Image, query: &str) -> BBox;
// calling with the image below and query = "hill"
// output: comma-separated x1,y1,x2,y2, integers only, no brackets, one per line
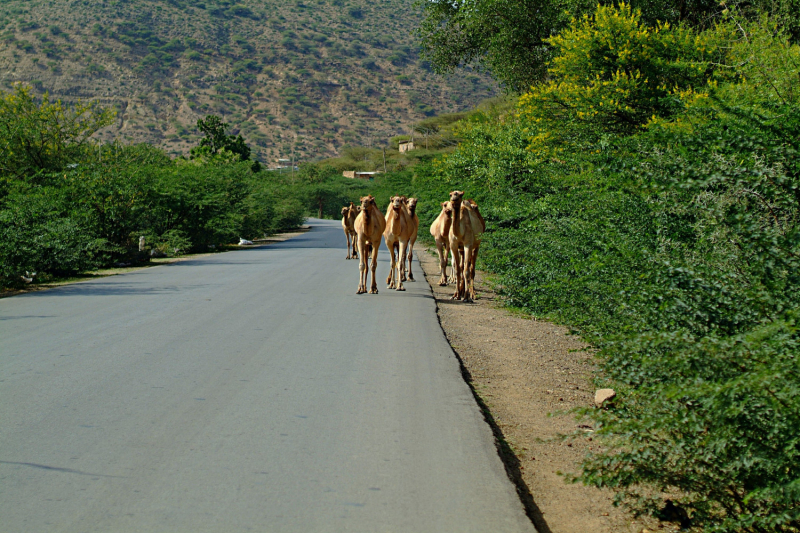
0,0,497,163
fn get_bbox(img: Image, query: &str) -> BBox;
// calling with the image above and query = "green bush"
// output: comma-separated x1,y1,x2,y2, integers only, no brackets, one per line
415,10,800,532
0,88,307,287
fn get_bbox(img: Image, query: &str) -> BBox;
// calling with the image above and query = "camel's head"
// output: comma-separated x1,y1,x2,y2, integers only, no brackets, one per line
390,195,403,211
449,190,464,204
441,201,453,217
407,197,418,214
341,206,350,217
360,195,375,211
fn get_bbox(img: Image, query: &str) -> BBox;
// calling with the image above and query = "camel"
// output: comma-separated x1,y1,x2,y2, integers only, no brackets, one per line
448,191,485,302
355,195,386,294
402,197,419,282
383,195,413,291
341,202,359,259
464,199,485,284
430,201,454,286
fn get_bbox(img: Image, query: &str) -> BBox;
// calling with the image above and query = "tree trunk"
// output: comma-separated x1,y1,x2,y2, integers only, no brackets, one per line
318,197,323,219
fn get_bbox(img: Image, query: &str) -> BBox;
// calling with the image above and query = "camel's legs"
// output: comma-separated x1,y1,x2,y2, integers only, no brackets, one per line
450,239,464,300
369,240,380,293
435,240,448,286
356,240,368,293
396,241,407,291
468,243,480,300
351,232,358,259
386,240,397,288
400,242,408,282
406,240,415,281
345,231,352,259
449,246,460,285
462,244,474,302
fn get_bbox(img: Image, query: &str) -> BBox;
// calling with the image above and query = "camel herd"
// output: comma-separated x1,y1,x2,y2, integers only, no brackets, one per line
341,191,485,302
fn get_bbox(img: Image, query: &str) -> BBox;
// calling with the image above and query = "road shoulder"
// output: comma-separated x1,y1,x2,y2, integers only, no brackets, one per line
417,249,661,533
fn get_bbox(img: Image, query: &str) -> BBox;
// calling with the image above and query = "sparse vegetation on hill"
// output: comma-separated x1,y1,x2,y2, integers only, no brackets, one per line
0,0,496,162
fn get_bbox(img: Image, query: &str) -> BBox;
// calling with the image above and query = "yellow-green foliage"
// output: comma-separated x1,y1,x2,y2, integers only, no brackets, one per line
0,84,116,178
720,15,800,108
518,3,731,151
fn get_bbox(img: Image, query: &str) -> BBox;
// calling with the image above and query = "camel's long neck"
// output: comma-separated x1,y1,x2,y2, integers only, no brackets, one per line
389,208,402,232
451,200,464,236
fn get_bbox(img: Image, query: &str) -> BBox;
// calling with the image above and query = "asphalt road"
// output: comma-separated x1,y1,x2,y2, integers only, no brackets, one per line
0,219,535,533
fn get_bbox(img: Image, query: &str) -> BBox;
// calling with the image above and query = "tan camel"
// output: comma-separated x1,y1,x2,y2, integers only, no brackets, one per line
383,195,413,291
430,201,454,286
464,198,486,284
402,197,419,282
354,195,386,294
341,202,358,259
448,191,485,302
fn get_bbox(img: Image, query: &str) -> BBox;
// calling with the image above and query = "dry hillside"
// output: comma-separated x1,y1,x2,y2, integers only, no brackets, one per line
0,0,497,162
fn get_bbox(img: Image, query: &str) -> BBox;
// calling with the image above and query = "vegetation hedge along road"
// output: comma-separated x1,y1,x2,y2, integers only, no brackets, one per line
0,88,311,288
408,6,800,532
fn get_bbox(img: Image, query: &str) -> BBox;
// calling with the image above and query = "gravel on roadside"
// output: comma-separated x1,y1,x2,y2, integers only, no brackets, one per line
417,248,664,533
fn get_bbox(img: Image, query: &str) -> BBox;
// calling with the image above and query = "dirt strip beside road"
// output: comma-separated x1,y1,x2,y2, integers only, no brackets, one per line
417,249,666,533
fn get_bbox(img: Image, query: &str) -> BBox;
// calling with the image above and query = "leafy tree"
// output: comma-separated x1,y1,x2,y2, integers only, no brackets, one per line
517,4,731,145
415,0,564,92
415,0,800,91
192,115,251,162
0,84,115,178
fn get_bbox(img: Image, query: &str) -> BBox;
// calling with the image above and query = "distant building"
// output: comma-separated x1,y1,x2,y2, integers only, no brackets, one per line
343,171,383,180
398,140,415,153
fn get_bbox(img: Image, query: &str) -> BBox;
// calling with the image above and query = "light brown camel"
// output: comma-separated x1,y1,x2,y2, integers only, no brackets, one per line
383,195,413,291
355,195,386,294
464,198,486,284
402,197,419,282
430,201,454,286
448,191,485,302
341,202,359,259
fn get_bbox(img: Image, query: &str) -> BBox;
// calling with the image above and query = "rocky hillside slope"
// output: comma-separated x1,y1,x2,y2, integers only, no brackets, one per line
0,0,496,163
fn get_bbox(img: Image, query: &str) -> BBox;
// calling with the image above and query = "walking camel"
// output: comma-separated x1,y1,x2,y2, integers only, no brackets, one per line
448,191,485,302
403,197,419,282
430,201,454,286
463,198,485,285
354,195,386,294
383,195,413,291
341,202,359,259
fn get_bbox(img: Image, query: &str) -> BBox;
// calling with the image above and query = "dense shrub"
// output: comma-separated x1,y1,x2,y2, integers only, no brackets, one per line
417,9,800,532
0,90,306,288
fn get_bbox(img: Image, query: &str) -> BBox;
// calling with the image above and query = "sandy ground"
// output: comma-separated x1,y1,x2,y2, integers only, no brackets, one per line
417,249,670,533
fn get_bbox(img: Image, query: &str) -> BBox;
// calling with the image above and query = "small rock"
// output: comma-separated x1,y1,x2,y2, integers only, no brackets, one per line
595,388,616,407
238,238,253,245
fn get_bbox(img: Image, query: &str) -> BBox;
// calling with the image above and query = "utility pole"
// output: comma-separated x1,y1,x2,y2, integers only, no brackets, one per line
382,147,386,173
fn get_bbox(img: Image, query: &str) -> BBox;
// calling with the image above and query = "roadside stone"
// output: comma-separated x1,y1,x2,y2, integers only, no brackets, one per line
594,388,616,407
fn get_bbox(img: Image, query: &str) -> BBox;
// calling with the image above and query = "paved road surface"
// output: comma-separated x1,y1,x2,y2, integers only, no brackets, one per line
0,219,535,533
